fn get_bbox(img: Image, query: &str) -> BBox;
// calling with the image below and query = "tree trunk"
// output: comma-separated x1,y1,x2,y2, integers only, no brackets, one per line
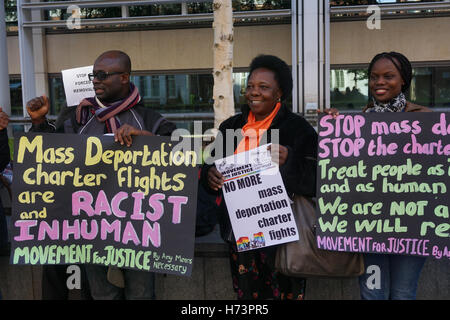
212,0,234,129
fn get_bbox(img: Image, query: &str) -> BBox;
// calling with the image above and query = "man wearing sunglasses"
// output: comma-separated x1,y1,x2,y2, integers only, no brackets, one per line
25,50,176,300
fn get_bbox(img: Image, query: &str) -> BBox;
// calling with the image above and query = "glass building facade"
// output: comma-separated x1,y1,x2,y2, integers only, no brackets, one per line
5,0,450,133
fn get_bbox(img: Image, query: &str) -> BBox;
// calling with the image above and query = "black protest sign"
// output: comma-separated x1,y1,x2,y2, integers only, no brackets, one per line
316,112,450,260
10,133,198,276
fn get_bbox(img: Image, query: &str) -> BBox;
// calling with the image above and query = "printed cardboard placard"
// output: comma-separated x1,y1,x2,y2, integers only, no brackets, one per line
316,112,450,260
215,144,298,252
10,133,198,276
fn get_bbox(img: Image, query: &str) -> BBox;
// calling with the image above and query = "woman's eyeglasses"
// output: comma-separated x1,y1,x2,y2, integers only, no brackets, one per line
88,71,125,81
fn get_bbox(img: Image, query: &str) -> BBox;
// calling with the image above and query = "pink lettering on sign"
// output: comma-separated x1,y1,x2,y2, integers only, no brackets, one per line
319,138,366,158
168,196,189,224
72,191,94,216
37,220,59,241
111,192,128,218
371,120,422,135
62,219,81,241
94,190,112,216
14,220,37,241
403,135,450,155
142,220,161,248
122,221,141,246
100,219,121,242
432,113,449,136
80,219,99,240
131,192,145,221
319,115,365,138
146,193,165,222
367,136,398,156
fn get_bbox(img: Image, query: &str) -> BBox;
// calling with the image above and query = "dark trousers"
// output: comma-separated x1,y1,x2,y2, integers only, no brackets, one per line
42,265,92,300
84,265,155,300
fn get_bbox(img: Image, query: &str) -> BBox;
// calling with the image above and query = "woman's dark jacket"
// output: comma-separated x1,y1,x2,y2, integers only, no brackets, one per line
201,103,318,242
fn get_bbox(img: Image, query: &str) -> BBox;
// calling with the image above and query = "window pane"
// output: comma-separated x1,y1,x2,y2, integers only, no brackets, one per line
434,66,450,108
9,78,22,116
48,77,65,116
151,76,160,97
111,74,213,114
233,72,249,112
232,0,291,11
5,0,17,31
410,67,432,108
129,4,181,16
188,3,213,14
330,68,369,110
167,75,176,98
12,123,26,134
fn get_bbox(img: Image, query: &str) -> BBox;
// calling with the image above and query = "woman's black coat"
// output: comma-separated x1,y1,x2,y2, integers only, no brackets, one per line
201,104,318,242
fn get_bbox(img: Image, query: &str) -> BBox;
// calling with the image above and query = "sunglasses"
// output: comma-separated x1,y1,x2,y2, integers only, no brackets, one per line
88,71,125,81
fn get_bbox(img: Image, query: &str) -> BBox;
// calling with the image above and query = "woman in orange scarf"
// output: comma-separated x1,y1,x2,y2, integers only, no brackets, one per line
202,55,318,300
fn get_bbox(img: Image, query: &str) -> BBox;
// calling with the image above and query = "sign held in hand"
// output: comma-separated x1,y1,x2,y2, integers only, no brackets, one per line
215,144,299,252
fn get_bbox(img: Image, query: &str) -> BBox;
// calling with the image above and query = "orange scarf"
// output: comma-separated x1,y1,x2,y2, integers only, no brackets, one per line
235,102,281,154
